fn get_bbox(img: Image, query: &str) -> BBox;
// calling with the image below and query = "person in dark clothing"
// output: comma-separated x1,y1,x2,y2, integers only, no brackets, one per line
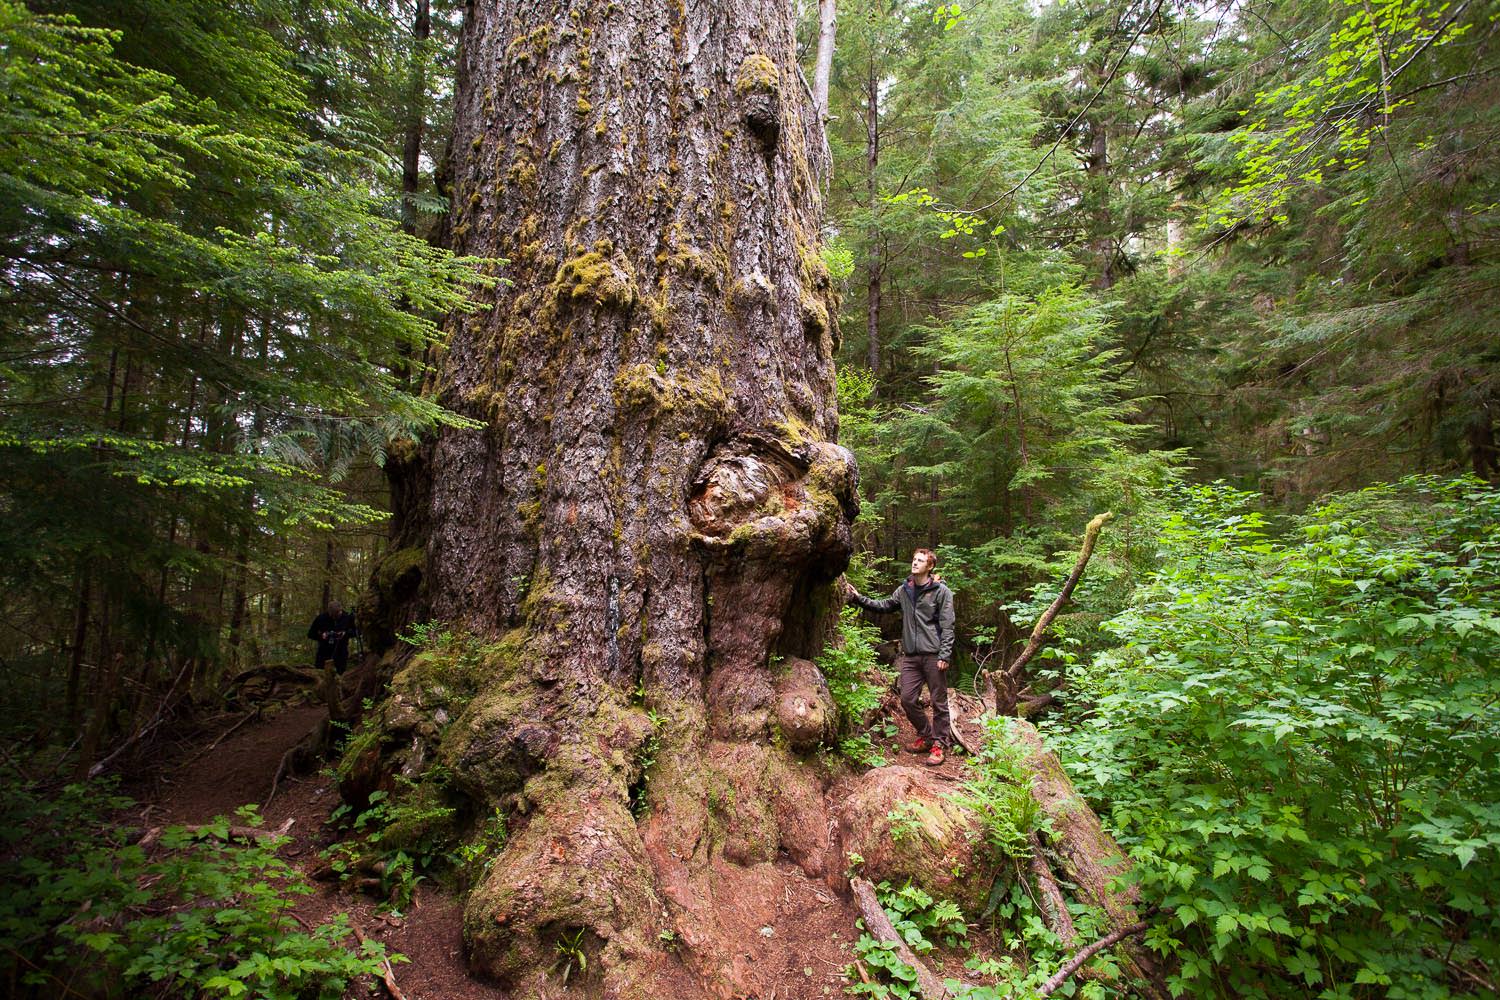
308,600,358,673
844,548,956,766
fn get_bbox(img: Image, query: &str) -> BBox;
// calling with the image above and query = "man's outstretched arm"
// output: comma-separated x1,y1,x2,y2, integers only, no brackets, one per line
845,581,901,614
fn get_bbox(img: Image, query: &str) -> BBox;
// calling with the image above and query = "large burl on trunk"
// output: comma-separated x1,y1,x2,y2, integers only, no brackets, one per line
361,1,860,995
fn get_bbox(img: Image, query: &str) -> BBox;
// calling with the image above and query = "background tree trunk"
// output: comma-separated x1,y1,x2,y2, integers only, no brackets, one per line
372,1,858,993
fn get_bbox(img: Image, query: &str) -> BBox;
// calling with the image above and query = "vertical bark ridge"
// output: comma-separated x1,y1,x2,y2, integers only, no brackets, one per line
396,1,856,991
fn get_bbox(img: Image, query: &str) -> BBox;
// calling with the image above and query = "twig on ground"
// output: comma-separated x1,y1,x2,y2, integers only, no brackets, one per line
1037,909,1159,997
352,923,409,1000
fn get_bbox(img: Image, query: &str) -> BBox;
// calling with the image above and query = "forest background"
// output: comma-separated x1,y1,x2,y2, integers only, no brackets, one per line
1,0,1497,997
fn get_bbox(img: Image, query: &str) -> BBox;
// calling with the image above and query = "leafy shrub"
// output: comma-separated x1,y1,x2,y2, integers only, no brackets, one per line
951,716,1043,861
849,881,968,999
819,606,893,756
1053,477,1500,998
0,779,394,999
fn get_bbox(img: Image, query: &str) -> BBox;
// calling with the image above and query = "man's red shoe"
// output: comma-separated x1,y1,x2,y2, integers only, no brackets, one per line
925,745,945,767
903,737,932,754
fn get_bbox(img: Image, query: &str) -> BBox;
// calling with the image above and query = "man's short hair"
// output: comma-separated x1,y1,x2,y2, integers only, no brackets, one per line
913,548,937,571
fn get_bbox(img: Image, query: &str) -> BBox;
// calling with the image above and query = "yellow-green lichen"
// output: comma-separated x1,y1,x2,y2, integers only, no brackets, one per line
553,249,637,309
735,53,779,95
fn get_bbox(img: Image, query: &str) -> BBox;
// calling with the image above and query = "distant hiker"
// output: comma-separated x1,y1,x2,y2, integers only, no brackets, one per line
308,600,358,674
844,548,956,766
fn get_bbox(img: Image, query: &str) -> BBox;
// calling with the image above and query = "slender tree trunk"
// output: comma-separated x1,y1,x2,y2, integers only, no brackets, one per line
360,2,857,994
66,572,90,726
865,57,882,376
812,0,837,121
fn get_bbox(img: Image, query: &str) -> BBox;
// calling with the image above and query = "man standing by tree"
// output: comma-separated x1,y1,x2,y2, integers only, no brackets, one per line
845,548,956,765
307,599,358,674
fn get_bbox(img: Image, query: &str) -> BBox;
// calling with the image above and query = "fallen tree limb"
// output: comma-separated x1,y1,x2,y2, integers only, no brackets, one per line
1004,512,1112,684
87,657,194,778
851,877,951,1000
138,817,294,851
1038,911,1157,997
980,513,1112,715
352,923,408,1000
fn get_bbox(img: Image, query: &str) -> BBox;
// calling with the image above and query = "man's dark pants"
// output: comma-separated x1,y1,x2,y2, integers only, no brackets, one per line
315,645,349,674
897,652,951,748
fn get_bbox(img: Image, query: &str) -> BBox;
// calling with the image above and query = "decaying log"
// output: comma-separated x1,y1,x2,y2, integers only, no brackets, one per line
851,877,951,999
1010,718,1166,997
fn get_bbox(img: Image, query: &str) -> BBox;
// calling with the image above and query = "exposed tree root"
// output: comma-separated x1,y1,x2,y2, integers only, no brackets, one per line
1026,831,1079,947
1010,718,1168,997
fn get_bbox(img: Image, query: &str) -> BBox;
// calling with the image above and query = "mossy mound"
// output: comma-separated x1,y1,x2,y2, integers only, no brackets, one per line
836,766,986,914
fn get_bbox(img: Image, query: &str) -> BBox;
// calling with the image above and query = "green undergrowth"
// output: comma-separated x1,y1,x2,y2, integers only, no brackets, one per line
1053,476,1500,997
848,879,1118,1000
0,775,396,1000
323,621,524,907
820,606,896,766
953,716,1045,861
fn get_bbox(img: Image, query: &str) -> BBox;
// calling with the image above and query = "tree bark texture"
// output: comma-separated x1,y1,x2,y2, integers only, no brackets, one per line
363,2,859,994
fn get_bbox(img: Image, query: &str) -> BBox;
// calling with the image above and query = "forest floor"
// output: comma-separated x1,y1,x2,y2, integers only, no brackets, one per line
128,677,982,1000
135,695,490,1000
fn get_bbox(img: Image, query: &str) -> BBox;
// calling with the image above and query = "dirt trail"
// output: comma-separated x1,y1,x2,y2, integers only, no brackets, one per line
140,689,981,1000
144,698,499,1000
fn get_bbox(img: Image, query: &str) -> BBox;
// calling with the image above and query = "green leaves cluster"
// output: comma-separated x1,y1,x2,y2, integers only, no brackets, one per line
1053,476,1500,997
819,607,896,765
0,780,394,999
849,881,968,999
1215,0,1478,224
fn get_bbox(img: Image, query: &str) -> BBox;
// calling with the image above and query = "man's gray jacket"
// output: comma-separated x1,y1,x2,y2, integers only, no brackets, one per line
852,577,955,660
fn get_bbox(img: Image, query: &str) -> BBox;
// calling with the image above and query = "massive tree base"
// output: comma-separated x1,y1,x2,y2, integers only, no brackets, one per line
342,2,1164,995
341,652,1166,998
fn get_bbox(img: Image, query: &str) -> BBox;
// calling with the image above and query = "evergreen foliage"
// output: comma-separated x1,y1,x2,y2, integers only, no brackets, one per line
0,0,484,746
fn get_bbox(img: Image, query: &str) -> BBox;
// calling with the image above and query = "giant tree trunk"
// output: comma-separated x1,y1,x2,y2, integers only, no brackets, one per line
362,2,857,995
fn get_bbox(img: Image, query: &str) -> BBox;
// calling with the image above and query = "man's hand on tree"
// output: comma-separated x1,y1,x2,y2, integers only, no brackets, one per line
938,660,949,671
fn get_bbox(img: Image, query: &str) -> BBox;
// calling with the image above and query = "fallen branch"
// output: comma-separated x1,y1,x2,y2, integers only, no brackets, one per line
87,657,193,778
352,923,408,1000
851,877,951,999
1038,911,1158,997
139,817,294,851
1004,512,1113,684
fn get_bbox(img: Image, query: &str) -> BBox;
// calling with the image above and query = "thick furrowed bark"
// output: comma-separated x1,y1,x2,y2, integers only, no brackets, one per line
362,1,857,994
